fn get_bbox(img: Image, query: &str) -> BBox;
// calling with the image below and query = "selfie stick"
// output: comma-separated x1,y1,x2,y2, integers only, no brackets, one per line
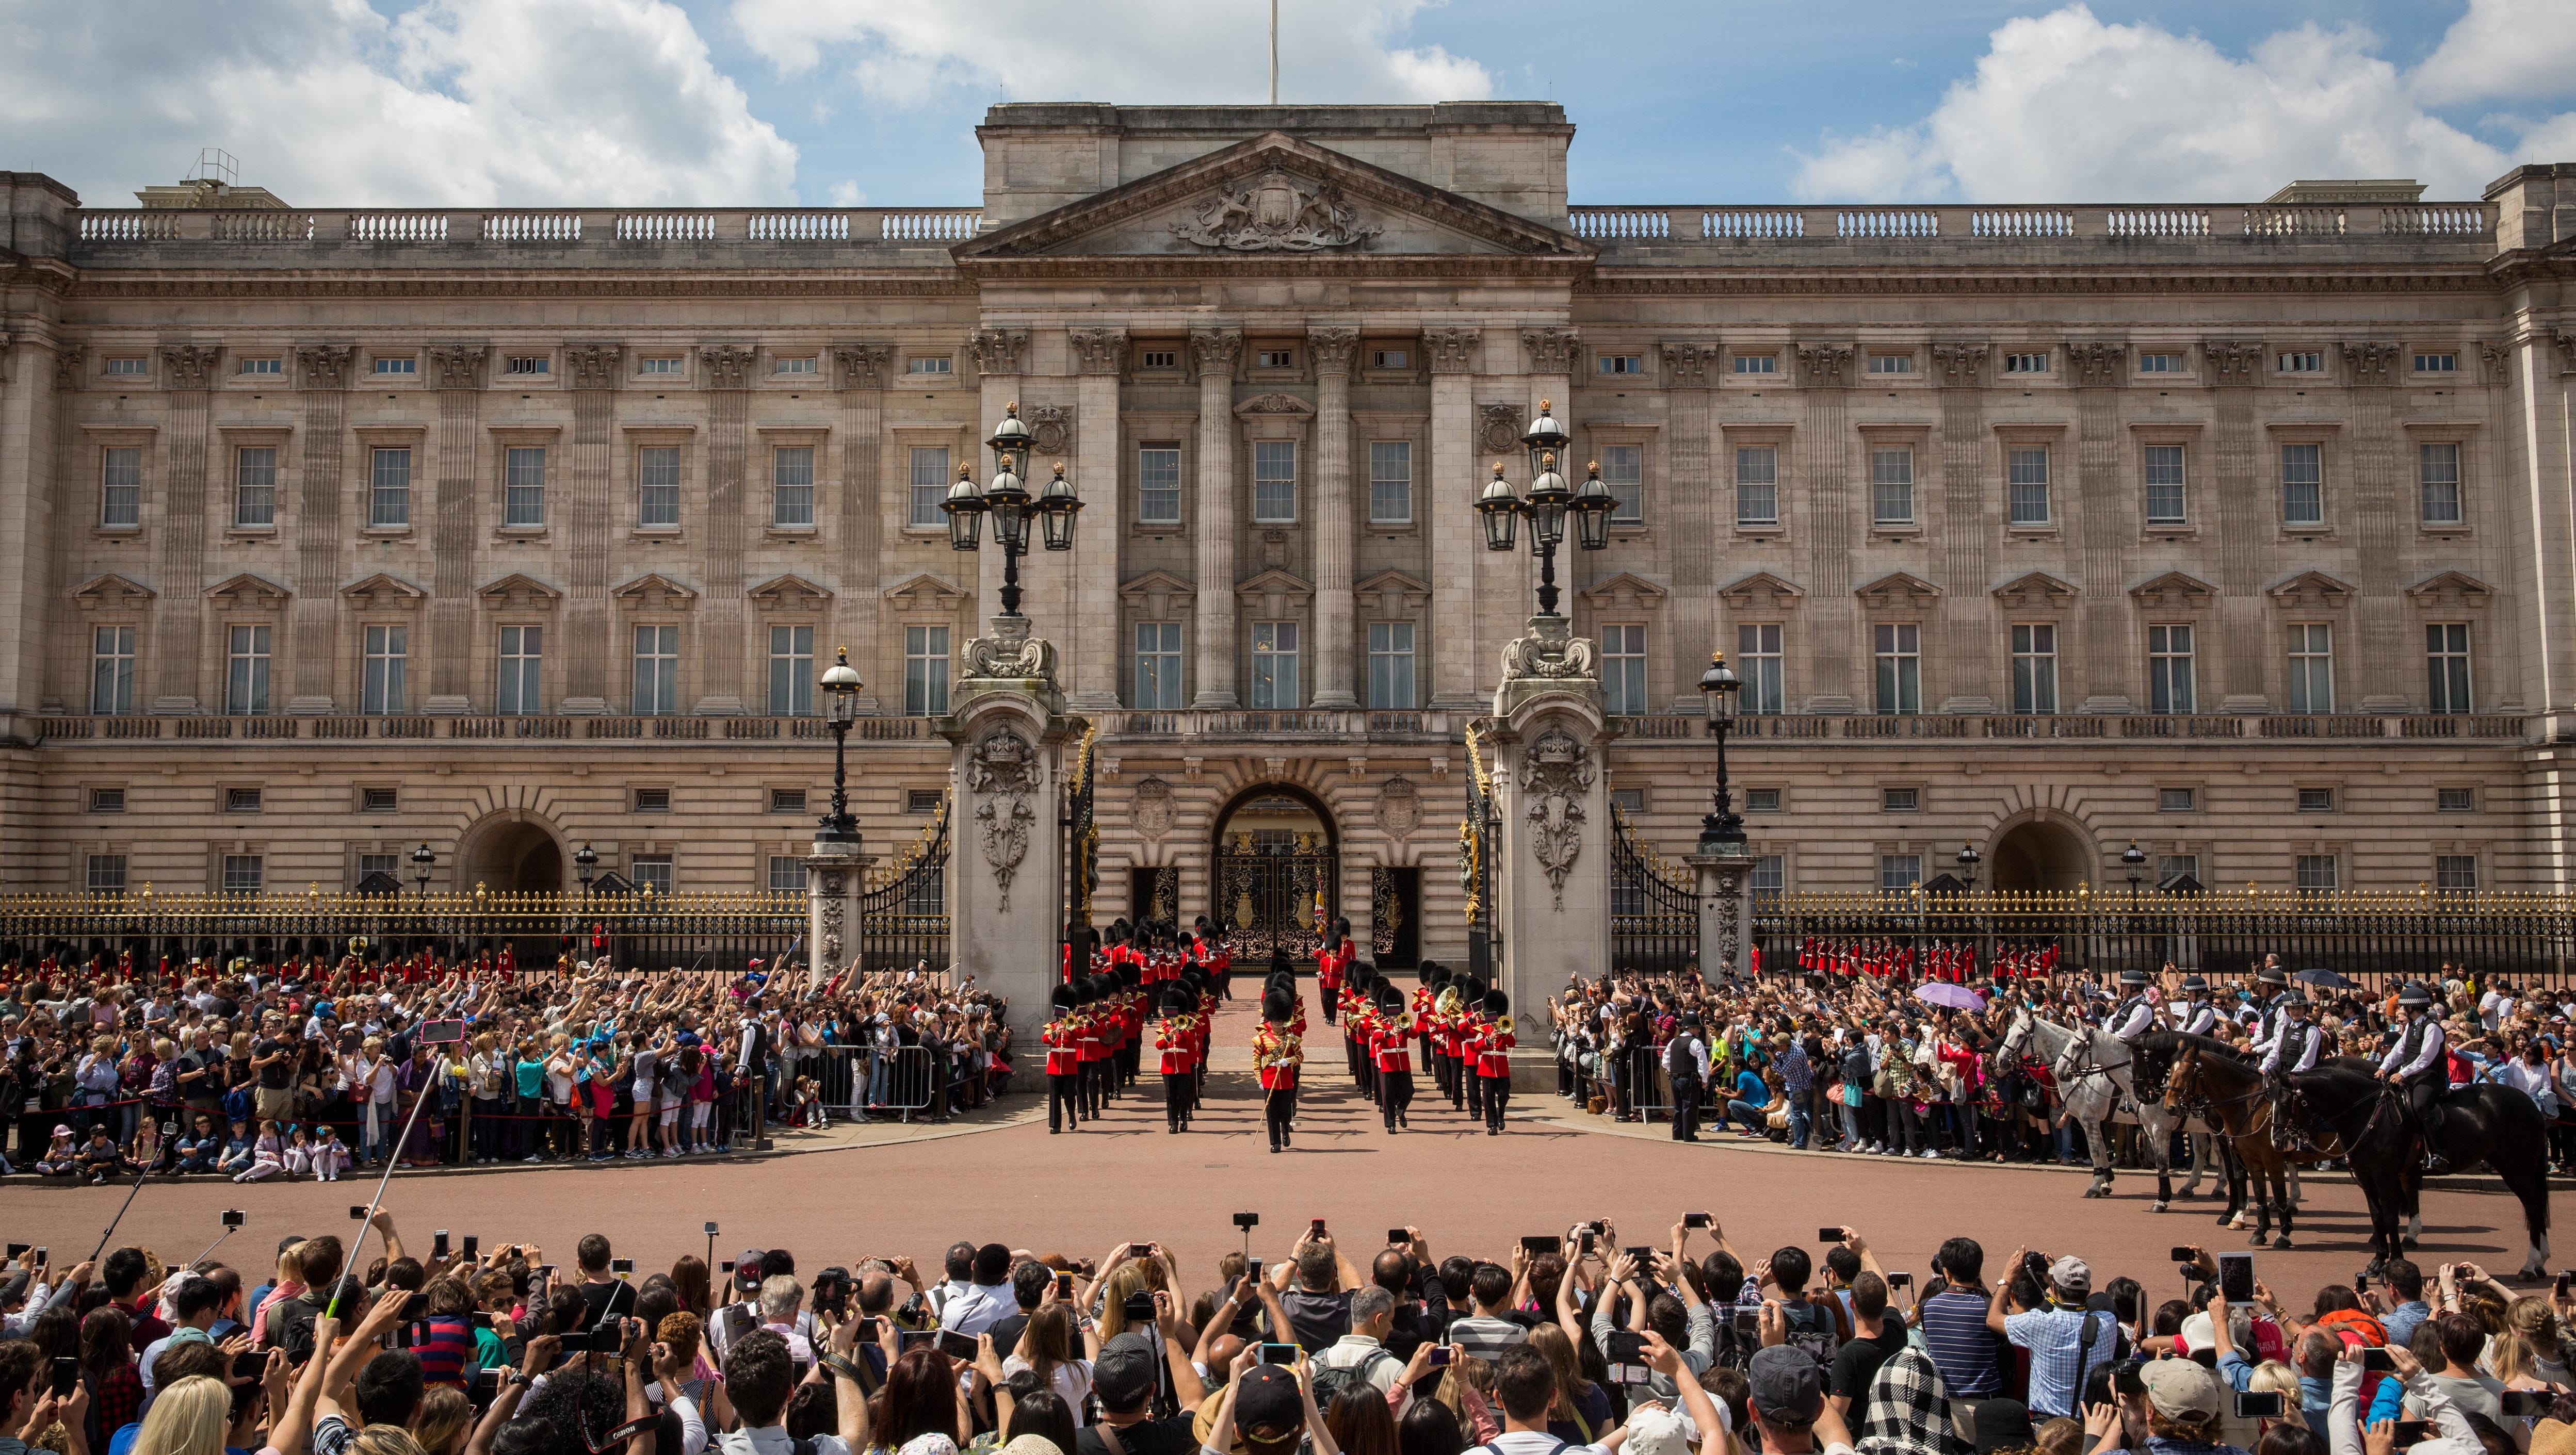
86,1136,165,1263
191,1221,241,1267
328,1081,442,1318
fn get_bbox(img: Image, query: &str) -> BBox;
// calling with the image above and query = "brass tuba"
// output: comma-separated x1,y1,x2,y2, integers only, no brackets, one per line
1497,1014,1516,1037
1434,985,1463,1017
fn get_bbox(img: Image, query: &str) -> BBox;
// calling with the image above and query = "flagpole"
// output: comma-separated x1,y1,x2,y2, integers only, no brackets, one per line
1269,0,1278,104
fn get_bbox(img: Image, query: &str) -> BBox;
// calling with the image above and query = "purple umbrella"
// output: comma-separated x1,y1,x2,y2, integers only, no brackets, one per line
1913,982,1985,1012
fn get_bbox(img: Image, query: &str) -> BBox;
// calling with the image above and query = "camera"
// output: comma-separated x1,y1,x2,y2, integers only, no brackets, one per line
1605,1331,1646,1365
610,1258,634,1278
1427,1346,1453,1369
705,1221,719,1236
587,1322,626,1355
434,1231,451,1259
349,1205,368,1221
1122,1290,1156,1322
1886,1272,1913,1289
2360,1348,2397,1374
937,1331,979,1361
1234,1212,1259,1229
461,1235,478,1258
1056,1271,1075,1299
1733,1307,1759,1336
222,1210,246,1230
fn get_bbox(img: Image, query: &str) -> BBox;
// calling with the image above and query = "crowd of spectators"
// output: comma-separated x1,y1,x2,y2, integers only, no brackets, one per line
1,1208,2570,1455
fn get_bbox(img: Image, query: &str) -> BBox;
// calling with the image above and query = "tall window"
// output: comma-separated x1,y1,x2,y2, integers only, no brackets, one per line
1730,624,1785,717
772,446,815,527
1750,855,1785,908
2011,624,2058,714
2294,854,2337,897
2280,443,2323,527
2434,855,2477,892
1600,444,1643,523
1871,449,1914,525
2006,447,2051,526
2143,445,2187,525
234,447,277,527
2148,624,2196,715
1735,446,1778,526
1599,624,1647,716
632,625,678,715
1250,622,1300,708
2425,623,2471,714
1367,622,1417,709
631,856,675,896
1253,440,1297,524
86,855,128,895
904,626,950,717
91,626,135,715
1873,622,1921,715
768,856,806,893
225,625,271,715
1133,622,1183,709
909,447,951,527
2419,443,2462,526
767,625,814,716
1138,445,1181,525
369,447,411,528
2286,623,2334,714
1878,855,1923,892
101,447,141,527
1369,442,1412,524
497,625,542,715
504,446,547,527
221,855,265,895
362,625,407,715
637,446,681,527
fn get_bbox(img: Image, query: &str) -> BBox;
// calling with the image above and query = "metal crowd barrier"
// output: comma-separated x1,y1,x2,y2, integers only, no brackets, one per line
816,1044,937,1122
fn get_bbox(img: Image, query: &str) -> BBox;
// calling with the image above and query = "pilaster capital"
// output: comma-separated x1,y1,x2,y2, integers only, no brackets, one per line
1067,328,1128,377
2338,340,2398,385
1520,326,1581,375
700,344,756,390
564,343,625,390
427,344,488,391
1796,342,1852,386
2200,339,2264,386
968,328,1030,375
295,344,355,391
2064,341,2123,387
832,342,894,390
54,344,85,392
1422,327,1480,375
1188,329,1244,377
1658,340,1720,388
159,343,222,390
1930,341,1988,387
1306,326,1360,378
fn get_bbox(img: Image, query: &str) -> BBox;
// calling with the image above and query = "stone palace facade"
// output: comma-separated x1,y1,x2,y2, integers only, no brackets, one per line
5,102,2576,965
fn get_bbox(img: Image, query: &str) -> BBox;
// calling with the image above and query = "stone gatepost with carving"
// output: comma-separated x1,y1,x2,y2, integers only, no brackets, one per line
937,615,1083,1042
1688,846,1757,980
1487,615,1614,1088
803,841,877,991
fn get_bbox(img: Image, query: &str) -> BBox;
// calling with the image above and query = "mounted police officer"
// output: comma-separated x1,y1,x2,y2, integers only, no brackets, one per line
2175,975,2219,1036
2379,982,2451,1174
2249,960,2293,1045
2259,986,2324,1148
2107,968,2156,1043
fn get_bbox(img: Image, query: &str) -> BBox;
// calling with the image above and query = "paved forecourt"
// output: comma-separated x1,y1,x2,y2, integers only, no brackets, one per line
5,991,2561,1295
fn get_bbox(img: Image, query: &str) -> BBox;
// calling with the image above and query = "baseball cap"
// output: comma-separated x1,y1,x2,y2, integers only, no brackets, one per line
1230,1365,1306,1441
1092,1333,1158,1410
2140,1359,2224,1424
1748,1346,1823,1424
1624,1405,1692,1455
2049,1255,2091,1299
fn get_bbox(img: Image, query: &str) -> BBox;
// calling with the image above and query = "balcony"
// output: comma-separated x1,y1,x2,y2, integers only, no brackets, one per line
1623,712,2529,743
64,207,985,268
27,713,933,744
1097,709,1456,742
1565,201,2497,264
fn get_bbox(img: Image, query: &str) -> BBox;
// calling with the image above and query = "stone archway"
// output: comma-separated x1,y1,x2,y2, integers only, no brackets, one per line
1989,815,2094,893
460,815,565,893
1207,784,1338,964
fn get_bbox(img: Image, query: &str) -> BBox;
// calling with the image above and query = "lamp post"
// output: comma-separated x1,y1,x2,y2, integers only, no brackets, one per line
942,402,1083,619
818,647,863,847
1473,400,1616,618
1955,842,1981,893
574,843,597,898
1695,651,1743,853
410,842,434,900
2122,841,2147,906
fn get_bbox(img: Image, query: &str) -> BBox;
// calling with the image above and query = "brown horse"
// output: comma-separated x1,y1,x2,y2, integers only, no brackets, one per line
2162,1039,2334,1248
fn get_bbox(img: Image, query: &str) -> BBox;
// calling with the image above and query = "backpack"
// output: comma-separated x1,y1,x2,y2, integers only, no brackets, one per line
1778,1297,1838,1367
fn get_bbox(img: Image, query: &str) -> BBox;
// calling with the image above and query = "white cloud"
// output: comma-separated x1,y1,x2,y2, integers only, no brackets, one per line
0,0,797,206
826,179,868,206
2413,0,2576,106
1789,5,2521,203
728,0,1490,107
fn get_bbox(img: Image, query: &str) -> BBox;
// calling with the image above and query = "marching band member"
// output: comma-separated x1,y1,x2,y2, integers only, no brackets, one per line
1075,974,1113,1119
1043,982,1085,1134
1254,983,1303,1153
1372,986,1416,1133
1155,987,1195,1134
1317,928,1349,1023
1471,987,1515,1136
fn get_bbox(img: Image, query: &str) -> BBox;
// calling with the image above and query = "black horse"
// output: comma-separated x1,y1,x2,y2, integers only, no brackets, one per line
2286,1061,2555,1278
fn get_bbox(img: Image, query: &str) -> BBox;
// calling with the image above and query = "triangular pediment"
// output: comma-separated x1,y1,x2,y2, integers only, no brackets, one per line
2404,569,2494,604
882,573,971,614
611,572,700,610
1577,571,1670,610
748,573,833,610
1234,567,1314,604
1855,571,1941,607
2265,569,2355,606
1716,570,1806,608
477,573,562,608
1117,569,1198,607
1991,570,2078,606
953,133,1593,271
205,571,290,607
1352,569,1431,612
70,573,155,608
2128,570,2217,607
339,573,426,609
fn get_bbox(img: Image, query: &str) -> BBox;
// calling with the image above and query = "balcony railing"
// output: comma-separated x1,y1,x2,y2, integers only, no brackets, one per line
28,713,933,743
1097,709,1456,740
1566,201,2496,249
68,206,985,257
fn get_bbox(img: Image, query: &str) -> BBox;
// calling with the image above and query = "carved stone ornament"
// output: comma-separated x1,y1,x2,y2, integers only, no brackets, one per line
2065,342,2122,387
1660,341,1720,387
1499,615,1597,683
960,613,1059,686
2556,334,2576,376
2477,339,2511,383
564,343,624,390
1171,168,1381,252
159,344,222,390
1797,344,1852,385
1306,327,1359,377
1422,328,1479,375
1378,775,1421,841
294,344,354,390
1520,328,1581,375
1709,860,1748,976
1067,328,1127,377
1132,776,1175,841
700,345,756,390
2340,341,2397,384
2200,340,2263,385
1478,402,1524,455
427,344,488,390
832,342,894,390
1028,403,1074,456
1188,330,1244,373
1236,393,1310,416
1519,726,1596,910
966,329,1029,375
1931,342,1987,386
815,868,846,964
966,726,1042,912
54,345,84,392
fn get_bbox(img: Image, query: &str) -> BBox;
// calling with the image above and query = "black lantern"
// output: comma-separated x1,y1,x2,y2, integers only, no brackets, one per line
2122,840,2148,905
1526,451,1571,548
1571,460,1617,551
1955,842,1981,892
574,843,598,896
817,647,863,845
1476,462,1521,551
1473,399,1609,619
1036,461,1082,551
942,465,983,551
947,402,1080,620
1695,651,1745,852
409,842,435,899
986,451,1032,555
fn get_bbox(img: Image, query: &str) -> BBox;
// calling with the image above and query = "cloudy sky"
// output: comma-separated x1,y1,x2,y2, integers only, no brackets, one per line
6,0,2576,209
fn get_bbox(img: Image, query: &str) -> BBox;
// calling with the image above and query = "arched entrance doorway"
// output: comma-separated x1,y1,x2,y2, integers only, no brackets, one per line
462,817,565,893
1990,817,2094,893
1208,786,1338,964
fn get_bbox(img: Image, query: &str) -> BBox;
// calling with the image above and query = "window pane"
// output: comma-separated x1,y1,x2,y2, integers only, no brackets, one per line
633,624,678,715
1871,449,1914,524
369,447,412,528
91,625,135,715
1138,445,1182,525
1735,446,1777,525
234,447,277,527
910,447,950,527
2148,623,2196,715
1253,440,1297,524
1368,442,1412,524
768,624,814,716
2418,443,2461,525
1251,622,1301,708
638,446,681,527
2281,444,2322,526
1133,622,1183,709
2011,623,2057,714
1600,444,1643,523
101,447,141,527
1874,622,1920,714
225,624,272,715
498,625,541,715
2425,622,2471,714
772,446,815,527
2143,445,2186,525
1737,622,1784,714
505,446,547,527
2007,447,2050,526
1601,624,1647,716
362,624,407,715
906,626,950,716
1367,621,1416,709
2287,623,2333,714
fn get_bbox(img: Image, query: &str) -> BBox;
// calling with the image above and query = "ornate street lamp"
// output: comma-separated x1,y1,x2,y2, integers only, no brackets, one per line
818,647,863,847
574,843,597,898
1472,399,1613,616
410,842,434,900
943,403,1081,618
1696,651,1744,852
1955,842,1981,892
2123,840,2148,906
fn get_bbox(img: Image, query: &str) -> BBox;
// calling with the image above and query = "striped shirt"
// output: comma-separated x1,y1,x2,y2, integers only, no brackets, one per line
1917,1288,2003,1397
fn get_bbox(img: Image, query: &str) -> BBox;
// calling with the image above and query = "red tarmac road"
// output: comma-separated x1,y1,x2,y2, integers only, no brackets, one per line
6,995,2562,1299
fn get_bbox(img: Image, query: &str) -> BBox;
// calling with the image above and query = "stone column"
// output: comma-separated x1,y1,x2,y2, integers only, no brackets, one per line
288,345,354,712
1189,330,1243,708
151,344,220,712
2342,341,2406,708
1932,343,1994,712
1688,846,1757,980
427,345,487,709
1795,345,1856,711
832,345,892,715
1660,341,1720,710
699,345,754,714
967,330,1029,624
1067,329,1126,711
560,344,623,713
0,332,64,722
939,615,1080,1045
2204,340,2267,710
2068,342,2130,711
804,840,878,985
1425,328,1481,708
1309,328,1360,707
1487,615,1612,1051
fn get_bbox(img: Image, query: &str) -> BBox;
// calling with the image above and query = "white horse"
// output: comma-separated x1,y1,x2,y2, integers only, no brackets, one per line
1994,1011,2211,1211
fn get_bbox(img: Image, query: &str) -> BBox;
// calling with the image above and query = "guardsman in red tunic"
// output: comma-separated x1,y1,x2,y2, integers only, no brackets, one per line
1154,988,1196,1133
1474,987,1517,1135
1254,983,1303,1153
1043,982,1084,1134
1075,974,1112,1119
1372,986,1416,1133
1316,934,1348,1024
